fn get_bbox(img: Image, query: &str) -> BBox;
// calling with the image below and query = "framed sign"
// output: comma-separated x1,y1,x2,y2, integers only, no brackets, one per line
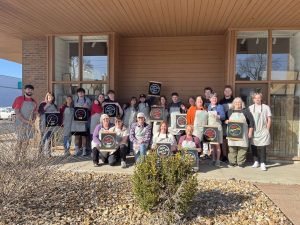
156,143,171,158
100,133,117,150
175,114,187,130
227,121,244,140
150,106,164,121
185,149,199,171
74,107,88,121
45,112,61,127
103,104,118,117
203,126,219,144
148,81,162,97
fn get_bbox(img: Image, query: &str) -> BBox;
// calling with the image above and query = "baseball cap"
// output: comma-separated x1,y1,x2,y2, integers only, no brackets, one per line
24,84,34,90
139,94,146,98
137,112,145,118
100,114,110,121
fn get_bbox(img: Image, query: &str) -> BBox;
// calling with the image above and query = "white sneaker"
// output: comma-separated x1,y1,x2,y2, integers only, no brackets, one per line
121,160,127,169
215,160,221,167
82,148,87,156
260,163,267,171
252,161,259,168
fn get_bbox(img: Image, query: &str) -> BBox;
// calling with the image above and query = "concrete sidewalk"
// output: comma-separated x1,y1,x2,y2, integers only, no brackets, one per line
256,183,300,225
60,156,300,185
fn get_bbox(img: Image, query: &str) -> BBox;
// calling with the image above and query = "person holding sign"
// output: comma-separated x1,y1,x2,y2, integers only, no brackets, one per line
151,121,176,153
187,96,208,154
249,93,272,171
12,84,37,161
226,97,254,168
59,96,74,156
103,90,123,122
91,114,113,166
38,92,59,157
207,93,225,167
71,88,92,156
129,112,152,162
152,96,169,136
168,92,187,138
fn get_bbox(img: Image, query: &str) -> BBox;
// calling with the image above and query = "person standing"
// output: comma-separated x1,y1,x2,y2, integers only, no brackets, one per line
226,97,254,167
203,87,213,108
12,84,37,161
187,96,208,154
137,94,150,123
90,94,104,139
71,88,92,156
123,97,138,129
60,96,74,156
219,85,234,162
38,92,59,157
152,95,169,137
207,94,225,166
103,90,123,120
249,93,272,171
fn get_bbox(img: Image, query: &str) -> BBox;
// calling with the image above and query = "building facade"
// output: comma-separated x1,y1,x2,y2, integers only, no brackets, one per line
1,0,300,160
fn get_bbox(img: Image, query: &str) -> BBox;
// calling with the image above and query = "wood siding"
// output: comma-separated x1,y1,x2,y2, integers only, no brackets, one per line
117,36,225,104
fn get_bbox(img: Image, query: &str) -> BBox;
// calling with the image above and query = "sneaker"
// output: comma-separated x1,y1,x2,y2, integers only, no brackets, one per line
121,160,127,168
260,163,267,171
228,164,235,168
215,160,221,167
93,163,100,167
252,161,259,168
82,148,87,156
237,164,244,168
74,147,80,156
210,160,216,166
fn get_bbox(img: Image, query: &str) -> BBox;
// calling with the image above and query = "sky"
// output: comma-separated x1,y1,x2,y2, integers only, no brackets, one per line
0,59,22,79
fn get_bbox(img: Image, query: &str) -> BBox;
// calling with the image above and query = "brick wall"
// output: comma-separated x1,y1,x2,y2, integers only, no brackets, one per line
22,38,48,104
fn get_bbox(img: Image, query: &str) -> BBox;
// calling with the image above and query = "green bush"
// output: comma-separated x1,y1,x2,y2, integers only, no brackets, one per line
132,151,198,218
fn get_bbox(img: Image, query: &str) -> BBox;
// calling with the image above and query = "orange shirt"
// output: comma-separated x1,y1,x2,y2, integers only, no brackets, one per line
187,105,205,125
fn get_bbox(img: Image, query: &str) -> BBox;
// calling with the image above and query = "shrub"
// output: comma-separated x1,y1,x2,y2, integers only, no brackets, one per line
132,151,198,220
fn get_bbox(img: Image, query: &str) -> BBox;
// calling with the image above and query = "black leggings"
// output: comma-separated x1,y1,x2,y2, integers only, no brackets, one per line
93,144,128,165
251,145,266,164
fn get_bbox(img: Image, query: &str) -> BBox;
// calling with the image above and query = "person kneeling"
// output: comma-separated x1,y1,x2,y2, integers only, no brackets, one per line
92,114,129,168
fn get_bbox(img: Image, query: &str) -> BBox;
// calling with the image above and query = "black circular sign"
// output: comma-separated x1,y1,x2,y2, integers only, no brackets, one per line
151,108,162,120
149,83,161,95
102,134,116,148
204,128,217,141
228,123,242,137
156,144,171,157
75,108,87,120
176,115,187,128
46,114,59,126
105,105,116,117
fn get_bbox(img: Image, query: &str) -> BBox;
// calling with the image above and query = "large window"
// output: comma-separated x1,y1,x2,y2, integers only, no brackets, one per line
53,35,109,106
272,31,300,80
236,31,268,81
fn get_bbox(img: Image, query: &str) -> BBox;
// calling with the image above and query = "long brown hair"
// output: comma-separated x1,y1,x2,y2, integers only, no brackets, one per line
158,121,169,137
44,92,55,103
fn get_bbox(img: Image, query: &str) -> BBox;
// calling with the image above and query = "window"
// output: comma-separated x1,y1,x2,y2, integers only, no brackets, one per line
272,31,300,80
236,31,268,81
53,35,109,106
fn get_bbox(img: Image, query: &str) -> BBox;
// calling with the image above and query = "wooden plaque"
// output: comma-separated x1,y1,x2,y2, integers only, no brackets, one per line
103,103,118,117
175,114,187,130
100,133,117,150
45,112,61,127
226,121,244,140
203,126,219,144
148,81,162,97
150,106,164,121
74,107,88,122
156,143,171,157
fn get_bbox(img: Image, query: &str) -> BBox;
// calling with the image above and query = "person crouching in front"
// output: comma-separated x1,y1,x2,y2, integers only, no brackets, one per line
92,114,129,168
129,112,152,162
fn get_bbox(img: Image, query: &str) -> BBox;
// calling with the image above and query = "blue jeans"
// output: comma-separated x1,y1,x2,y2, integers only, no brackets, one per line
63,135,71,151
134,144,147,162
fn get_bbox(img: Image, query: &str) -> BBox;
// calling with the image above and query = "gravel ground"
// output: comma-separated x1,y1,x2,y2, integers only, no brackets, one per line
0,172,292,225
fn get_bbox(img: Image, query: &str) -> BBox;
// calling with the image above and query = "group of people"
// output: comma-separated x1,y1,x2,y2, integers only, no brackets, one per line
12,84,271,171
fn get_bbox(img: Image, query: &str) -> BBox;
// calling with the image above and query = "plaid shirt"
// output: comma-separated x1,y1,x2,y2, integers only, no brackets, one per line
129,122,152,144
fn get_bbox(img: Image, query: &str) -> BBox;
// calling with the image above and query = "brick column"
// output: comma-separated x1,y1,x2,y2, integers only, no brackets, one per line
22,38,48,104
